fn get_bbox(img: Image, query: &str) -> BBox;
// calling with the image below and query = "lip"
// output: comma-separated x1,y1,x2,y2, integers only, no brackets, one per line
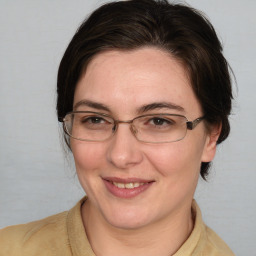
102,177,155,199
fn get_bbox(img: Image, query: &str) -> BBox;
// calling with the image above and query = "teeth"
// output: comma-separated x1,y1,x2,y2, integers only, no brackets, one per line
113,182,146,189
115,182,125,188
125,183,135,189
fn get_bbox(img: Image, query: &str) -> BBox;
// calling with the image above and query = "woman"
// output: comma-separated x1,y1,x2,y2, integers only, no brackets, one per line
0,0,234,255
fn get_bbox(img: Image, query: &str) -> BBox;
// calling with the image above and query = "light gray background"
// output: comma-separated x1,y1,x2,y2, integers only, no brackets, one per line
0,1,255,255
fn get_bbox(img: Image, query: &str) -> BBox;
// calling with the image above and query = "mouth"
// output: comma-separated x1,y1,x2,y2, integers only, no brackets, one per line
111,181,150,189
102,177,154,198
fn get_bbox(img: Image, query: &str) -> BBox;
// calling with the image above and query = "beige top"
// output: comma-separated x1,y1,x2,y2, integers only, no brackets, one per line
0,197,234,256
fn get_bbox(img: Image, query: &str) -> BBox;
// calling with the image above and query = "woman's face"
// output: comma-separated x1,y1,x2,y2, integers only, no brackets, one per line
71,47,218,229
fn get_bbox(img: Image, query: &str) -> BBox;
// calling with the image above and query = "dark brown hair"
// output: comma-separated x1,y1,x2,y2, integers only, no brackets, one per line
57,0,233,179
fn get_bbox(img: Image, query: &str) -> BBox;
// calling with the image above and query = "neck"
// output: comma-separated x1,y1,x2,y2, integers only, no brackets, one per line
81,200,194,256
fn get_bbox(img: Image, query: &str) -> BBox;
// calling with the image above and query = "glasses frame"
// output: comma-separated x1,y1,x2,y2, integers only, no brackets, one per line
60,111,204,143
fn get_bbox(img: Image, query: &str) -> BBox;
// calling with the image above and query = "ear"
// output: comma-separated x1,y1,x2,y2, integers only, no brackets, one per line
201,123,222,162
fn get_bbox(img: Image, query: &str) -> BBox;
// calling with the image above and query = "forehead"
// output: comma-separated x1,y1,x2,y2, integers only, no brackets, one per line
74,47,201,117
83,47,189,86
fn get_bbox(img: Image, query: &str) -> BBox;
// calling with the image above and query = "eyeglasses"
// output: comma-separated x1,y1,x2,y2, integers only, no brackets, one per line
61,111,204,143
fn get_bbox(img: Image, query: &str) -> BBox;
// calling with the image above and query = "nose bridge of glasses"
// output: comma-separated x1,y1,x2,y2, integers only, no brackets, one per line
116,120,133,124
113,120,138,136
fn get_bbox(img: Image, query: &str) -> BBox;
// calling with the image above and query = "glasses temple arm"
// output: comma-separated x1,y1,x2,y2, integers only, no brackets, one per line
186,117,204,130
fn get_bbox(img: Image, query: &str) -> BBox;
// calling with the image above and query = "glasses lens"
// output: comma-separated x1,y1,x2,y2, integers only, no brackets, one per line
133,114,187,143
64,112,114,141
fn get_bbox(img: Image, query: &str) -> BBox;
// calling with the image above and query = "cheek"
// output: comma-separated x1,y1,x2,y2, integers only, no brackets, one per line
71,140,105,172
145,139,204,178
71,141,108,197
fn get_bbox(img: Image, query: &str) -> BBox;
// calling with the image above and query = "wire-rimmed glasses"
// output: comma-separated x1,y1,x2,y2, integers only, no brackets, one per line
60,111,204,143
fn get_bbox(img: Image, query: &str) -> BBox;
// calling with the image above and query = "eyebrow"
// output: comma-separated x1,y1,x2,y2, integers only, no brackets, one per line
73,100,110,112
73,99,184,114
137,102,185,114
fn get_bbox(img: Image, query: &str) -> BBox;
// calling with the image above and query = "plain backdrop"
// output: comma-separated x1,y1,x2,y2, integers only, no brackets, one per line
0,1,255,255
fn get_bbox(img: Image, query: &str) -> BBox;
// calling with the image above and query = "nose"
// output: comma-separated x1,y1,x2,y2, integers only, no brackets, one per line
106,123,143,169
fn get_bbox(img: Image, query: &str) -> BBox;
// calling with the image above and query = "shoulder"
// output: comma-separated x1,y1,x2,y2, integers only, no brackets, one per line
188,201,235,256
0,211,71,256
202,225,235,256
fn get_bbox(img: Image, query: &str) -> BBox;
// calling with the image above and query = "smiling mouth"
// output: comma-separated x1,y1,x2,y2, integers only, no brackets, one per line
111,181,150,189
103,177,154,198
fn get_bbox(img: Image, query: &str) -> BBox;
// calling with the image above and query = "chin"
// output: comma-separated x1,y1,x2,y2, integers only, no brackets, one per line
106,215,150,230
100,203,156,230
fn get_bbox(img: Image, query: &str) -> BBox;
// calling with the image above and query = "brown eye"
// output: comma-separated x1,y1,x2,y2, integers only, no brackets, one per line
81,116,105,124
150,117,173,126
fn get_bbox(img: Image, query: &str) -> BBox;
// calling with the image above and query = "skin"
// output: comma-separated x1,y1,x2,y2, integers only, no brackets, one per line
71,47,220,256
